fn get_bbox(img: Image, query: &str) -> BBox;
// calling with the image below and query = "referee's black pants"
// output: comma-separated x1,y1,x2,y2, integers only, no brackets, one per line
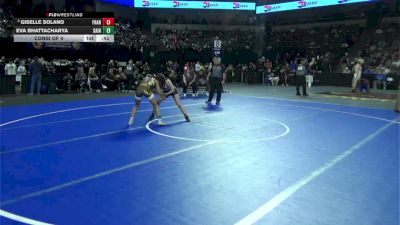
296,75,307,95
208,78,223,103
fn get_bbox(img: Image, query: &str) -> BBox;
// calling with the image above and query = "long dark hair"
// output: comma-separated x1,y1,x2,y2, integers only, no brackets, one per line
155,73,166,86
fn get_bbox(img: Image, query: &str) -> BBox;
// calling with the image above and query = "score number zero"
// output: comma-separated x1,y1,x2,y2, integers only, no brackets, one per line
92,27,114,34
92,18,114,34
102,18,114,35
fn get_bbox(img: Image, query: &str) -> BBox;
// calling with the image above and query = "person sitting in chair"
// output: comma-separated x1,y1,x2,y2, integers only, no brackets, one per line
356,79,370,94
63,73,74,92
182,64,197,97
75,65,88,92
88,66,102,92
373,70,387,90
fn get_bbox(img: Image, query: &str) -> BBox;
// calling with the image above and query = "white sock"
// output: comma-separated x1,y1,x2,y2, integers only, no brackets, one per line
128,117,134,125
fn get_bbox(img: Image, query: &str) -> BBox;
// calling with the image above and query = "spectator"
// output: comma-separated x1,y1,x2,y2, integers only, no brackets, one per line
5,60,16,76
125,59,135,90
143,62,150,74
198,68,208,91
195,61,201,75
280,63,290,86
166,65,178,84
352,59,363,92
226,65,235,83
342,67,351,74
270,68,280,86
103,68,116,91
16,60,26,92
107,60,115,74
155,29,255,53
0,56,6,75
290,60,297,73
75,65,88,92
115,67,127,91
29,56,43,95
309,57,317,75
63,73,74,92
266,59,273,72
172,61,179,74
182,64,197,97
88,66,102,92
249,62,257,71
83,59,91,74
135,61,142,74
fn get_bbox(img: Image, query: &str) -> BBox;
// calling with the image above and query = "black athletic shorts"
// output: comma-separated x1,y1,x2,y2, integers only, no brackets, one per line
165,87,179,98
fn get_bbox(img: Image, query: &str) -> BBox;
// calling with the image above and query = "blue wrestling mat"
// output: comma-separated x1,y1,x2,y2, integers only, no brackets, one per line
1,94,399,225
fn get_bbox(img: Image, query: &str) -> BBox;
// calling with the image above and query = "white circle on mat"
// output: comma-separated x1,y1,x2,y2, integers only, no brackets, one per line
145,114,290,142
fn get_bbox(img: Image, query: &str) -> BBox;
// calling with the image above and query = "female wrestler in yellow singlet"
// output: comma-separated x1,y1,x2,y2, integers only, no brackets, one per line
128,74,165,126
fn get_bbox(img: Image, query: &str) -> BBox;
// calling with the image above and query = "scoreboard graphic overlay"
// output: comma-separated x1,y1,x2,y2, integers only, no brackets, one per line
13,12,115,43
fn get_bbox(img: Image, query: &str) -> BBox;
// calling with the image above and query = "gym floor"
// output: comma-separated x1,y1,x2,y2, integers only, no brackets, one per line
1,84,399,225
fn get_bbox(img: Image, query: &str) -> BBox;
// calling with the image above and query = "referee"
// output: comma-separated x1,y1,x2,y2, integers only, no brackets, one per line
206,57,226,104
295,58,309,96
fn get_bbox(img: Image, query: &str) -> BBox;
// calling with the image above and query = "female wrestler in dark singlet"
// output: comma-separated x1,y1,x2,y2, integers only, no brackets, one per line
148,74,190,122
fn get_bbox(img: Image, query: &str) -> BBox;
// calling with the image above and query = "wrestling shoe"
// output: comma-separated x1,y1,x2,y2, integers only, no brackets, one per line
147,112,155,122
128,117,134,126
184,114,190,122
157,118,166,126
